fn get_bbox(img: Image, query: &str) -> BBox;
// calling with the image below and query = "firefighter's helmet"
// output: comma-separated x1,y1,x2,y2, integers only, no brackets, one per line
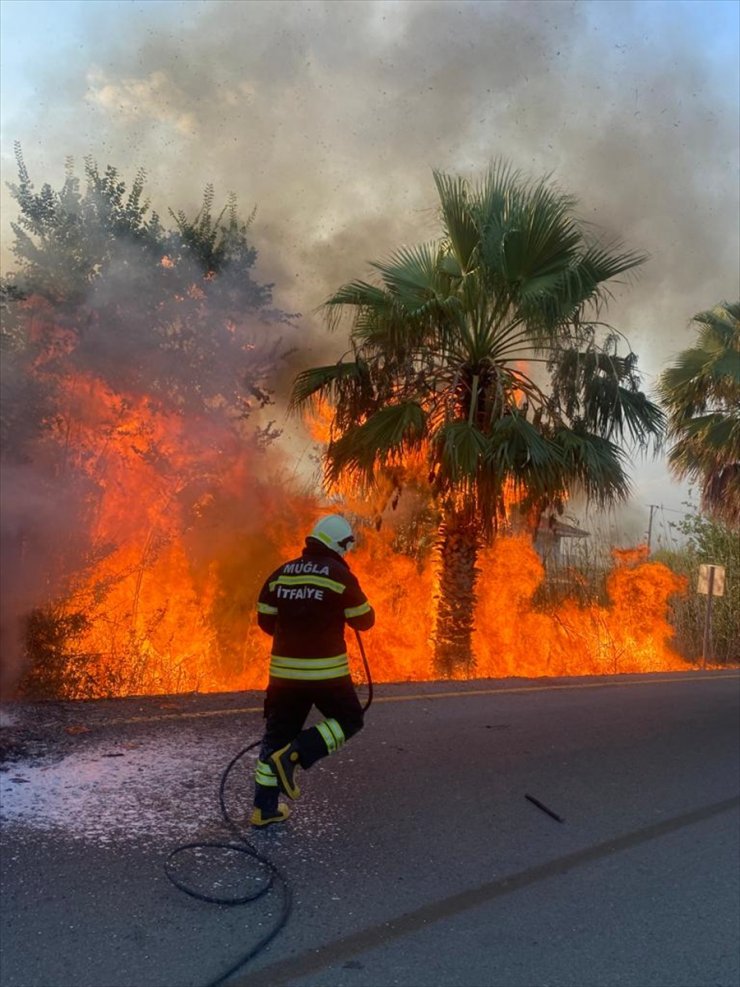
309,514,355,556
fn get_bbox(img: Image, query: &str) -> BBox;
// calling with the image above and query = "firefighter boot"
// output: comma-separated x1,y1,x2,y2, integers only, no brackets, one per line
268,742,302,799
250,803,291,828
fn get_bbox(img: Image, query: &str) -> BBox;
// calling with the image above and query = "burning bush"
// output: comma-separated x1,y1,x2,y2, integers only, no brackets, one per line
1,149,297,698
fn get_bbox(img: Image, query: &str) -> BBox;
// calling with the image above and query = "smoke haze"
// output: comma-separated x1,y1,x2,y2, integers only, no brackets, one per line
1,0,738,541
3,1,737,355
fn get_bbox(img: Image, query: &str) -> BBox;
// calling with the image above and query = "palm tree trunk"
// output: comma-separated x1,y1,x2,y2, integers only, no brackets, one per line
433,512,479,677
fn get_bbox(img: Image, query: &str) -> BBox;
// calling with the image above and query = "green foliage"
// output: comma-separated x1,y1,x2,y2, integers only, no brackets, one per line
8,145,163,303
326,402,426,482
0,281,55,459
3,144,295,442
653,507,739,664
170,185,258,275
16,608,94,699
549,332,666,445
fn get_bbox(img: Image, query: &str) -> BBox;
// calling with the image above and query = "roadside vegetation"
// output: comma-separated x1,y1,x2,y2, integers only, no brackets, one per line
653,509,739,666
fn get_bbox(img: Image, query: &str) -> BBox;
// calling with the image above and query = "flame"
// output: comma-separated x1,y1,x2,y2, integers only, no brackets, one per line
473,537,687,677
305,399,334,445
19,356,692,698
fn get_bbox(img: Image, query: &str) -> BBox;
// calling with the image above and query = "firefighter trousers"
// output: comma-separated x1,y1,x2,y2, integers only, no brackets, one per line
253,677,364,811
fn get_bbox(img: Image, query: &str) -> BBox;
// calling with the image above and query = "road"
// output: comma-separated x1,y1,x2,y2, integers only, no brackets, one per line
1,671,739,987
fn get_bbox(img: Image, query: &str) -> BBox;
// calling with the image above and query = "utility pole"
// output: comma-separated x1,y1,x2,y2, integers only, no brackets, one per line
646,504,659,553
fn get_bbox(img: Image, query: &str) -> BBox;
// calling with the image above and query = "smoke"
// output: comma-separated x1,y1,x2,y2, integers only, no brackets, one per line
2,0,737,358
0,0,738,692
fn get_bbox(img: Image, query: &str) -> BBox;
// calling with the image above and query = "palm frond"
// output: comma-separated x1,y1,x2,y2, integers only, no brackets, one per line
323,280,394,334
680,412,740,454
325,280,392,311
481,413,567,509
702,463,740,526
536,239,647,326
325,401,426,484
613,386,666,447
553,427,630,505
433,171,480,274
289,361,366,412
501,203,581,288
433,420,489,484
580,376,665,446
305,159,655,537
659,300,739,526
369,242,444,311
693,301,740,348
488,412,562,471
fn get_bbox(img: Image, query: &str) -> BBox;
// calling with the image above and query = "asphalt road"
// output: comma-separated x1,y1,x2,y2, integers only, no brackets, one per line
1,671,739,987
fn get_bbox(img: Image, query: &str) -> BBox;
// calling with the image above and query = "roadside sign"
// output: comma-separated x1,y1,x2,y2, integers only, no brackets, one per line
697,564,726,596
698,564,726,668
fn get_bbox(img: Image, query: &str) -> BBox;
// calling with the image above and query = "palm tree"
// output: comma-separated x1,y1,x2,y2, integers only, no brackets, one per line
291,163,664,675
658,302,740,528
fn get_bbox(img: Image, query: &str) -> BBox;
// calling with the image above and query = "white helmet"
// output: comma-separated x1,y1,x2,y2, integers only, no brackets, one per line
309,514,355,556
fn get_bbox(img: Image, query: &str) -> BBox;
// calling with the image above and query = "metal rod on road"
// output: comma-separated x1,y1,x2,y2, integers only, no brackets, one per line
525,793,564,823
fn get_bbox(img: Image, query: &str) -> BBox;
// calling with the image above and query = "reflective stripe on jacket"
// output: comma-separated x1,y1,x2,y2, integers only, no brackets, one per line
256,540,374,682
269,654,350,681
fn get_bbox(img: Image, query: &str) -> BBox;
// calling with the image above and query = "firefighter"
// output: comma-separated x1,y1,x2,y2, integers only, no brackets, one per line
250,514,375,827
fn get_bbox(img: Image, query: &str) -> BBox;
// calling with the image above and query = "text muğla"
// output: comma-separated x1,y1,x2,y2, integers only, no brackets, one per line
281,562,331,575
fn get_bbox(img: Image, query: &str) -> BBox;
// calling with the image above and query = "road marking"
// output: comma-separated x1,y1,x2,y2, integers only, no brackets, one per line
374,672,740,705
103,672,739,726
233,794,740,987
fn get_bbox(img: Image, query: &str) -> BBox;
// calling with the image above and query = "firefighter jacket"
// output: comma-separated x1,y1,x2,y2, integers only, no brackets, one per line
256,538,375,683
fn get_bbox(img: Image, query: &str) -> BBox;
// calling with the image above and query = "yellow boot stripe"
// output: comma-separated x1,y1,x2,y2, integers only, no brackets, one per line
269,744,301,799
250,804,291,827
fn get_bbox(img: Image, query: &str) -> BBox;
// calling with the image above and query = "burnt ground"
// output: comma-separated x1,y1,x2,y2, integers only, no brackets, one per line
0,690,263,767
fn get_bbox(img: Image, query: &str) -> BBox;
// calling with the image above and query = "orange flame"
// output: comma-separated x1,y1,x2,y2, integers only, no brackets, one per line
25,366,692,697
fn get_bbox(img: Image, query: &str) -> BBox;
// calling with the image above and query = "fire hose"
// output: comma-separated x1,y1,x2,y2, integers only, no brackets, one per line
164,630,373,987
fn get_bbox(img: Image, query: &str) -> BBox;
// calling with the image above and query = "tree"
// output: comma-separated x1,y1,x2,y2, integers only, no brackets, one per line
5,144,293,423
658,302,740,528
291,163,664,675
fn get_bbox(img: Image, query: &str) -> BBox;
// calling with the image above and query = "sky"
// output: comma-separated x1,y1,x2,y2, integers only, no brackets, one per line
1,0,739,546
